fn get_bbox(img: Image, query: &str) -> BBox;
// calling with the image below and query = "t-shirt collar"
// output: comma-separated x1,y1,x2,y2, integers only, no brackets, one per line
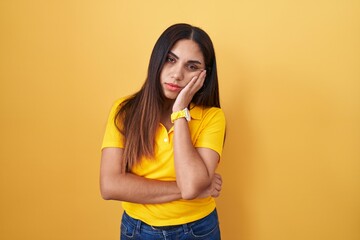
189,103,203,120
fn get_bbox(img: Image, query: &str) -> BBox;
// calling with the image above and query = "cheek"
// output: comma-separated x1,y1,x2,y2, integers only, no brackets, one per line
159,69,166,82
182,77,193,87
159,66,170,79
186,72,199,82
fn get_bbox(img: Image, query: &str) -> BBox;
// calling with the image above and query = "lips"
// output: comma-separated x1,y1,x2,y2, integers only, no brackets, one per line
165,83,183,92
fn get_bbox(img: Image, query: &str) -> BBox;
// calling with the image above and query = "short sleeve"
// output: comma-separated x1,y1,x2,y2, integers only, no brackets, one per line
194,108,226,157
101,99,125,149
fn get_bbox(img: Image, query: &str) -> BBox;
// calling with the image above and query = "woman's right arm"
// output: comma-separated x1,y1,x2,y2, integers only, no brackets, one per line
100,147,182,204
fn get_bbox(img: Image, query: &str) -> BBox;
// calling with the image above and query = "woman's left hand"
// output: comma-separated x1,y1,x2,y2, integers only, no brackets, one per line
172,70,206,112
197,173,222,199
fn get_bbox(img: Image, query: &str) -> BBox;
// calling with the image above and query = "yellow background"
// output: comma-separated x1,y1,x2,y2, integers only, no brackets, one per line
1,0,359,239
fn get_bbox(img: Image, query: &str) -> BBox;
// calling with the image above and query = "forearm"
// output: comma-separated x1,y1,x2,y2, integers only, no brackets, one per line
173,118,212,199
101,148,182,204
101,172,181,204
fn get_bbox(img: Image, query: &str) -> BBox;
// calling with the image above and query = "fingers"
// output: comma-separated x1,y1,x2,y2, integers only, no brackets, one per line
193,70,206,90
211,191,220,198
172,70,206,111
211,173,223,198
197,173,223,199
214,173,222,186
186,70,206,93
214,177,222,192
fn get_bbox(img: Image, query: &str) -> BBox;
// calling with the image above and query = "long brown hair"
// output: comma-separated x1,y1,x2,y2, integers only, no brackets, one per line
115,23,221,171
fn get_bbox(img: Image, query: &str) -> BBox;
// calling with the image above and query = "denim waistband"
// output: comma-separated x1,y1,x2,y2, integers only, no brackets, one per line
122,209,217,235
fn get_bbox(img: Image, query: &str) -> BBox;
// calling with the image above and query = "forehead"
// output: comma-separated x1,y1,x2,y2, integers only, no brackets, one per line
170,39,204,61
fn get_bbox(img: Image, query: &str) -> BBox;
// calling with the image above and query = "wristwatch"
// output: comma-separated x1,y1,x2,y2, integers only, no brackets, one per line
171,108,191,123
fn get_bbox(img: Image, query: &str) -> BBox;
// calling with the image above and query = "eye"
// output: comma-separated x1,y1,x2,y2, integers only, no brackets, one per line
166,56,176,63
187,64,199,71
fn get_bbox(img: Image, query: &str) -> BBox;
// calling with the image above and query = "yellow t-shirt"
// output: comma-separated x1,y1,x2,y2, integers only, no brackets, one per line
101,97,226,226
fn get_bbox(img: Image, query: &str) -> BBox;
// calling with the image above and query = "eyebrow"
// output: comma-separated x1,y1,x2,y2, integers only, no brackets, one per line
168,51,203,65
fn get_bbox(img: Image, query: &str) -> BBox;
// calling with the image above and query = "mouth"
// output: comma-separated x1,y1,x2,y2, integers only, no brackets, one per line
164,83,183,92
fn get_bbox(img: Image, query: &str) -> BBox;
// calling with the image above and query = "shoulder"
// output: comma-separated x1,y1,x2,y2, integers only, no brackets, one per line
202,107,226,126
110,95,134,111
190,105,226,125
113,95,132,106
105,95,134,120
202,106,225,117
192,105,225,119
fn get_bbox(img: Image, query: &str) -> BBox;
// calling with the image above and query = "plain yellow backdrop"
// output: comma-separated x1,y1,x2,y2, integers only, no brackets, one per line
0,0,359,239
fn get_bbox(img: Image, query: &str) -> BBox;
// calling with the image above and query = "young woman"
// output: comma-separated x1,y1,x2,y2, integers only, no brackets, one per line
100,23,226,240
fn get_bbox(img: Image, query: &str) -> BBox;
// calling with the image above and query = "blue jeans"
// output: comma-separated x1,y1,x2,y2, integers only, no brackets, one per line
120,209,221,240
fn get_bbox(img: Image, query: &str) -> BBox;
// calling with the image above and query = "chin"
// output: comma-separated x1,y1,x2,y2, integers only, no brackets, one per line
163,91,178,100
164,95,177,101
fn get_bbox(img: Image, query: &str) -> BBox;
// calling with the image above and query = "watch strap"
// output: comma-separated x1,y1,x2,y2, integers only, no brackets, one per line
171,108,191,123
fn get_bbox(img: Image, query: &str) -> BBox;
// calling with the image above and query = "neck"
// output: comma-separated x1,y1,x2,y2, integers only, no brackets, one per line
162,99,175,115
160,99,175,131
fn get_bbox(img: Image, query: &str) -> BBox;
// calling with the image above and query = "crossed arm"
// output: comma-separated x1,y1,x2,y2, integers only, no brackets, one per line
100,146,222,204
172,118,221,200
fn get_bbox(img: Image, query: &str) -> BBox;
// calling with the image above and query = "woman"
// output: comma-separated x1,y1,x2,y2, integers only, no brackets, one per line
100,23,226,240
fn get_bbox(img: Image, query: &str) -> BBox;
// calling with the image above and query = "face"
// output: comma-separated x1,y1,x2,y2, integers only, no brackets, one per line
160,39,205,100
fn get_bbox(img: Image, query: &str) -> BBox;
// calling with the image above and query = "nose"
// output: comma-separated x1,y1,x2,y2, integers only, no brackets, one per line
171,64,184,81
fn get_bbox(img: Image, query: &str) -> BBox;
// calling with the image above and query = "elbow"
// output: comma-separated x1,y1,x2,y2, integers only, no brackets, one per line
180,186,203,200
100,178,116,200
100,184,112,200
100,173,127,201
101,189,112,200
181,192,198,200
180,180,211,200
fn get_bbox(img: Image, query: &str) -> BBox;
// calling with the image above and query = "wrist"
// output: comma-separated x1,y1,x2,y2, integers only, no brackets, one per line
172,105,186,112
171,108,191,123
